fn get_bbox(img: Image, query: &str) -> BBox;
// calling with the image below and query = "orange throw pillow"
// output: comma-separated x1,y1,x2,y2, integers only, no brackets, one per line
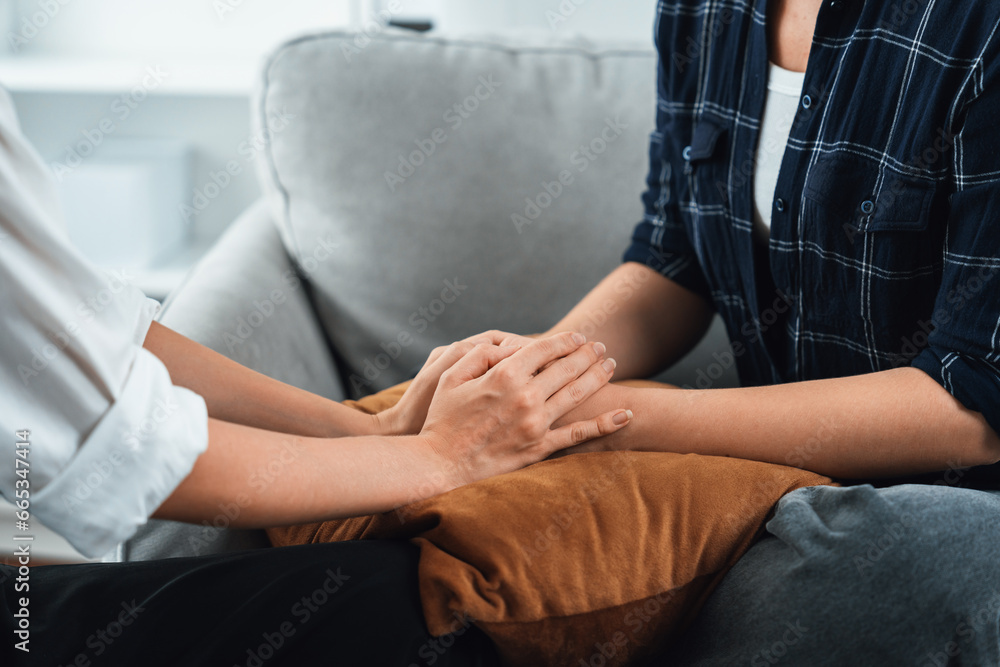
268,382,833,666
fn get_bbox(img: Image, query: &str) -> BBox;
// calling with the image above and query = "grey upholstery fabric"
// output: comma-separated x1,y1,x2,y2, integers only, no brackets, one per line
156,201,344,401
256,29,736,398
126,29,739,561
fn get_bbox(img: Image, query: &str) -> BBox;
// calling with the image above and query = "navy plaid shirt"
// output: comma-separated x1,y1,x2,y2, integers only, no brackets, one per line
624,0,1000,485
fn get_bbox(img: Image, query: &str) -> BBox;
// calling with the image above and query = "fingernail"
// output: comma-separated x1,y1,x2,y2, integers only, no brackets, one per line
572,332,587,345
602,358,617,373
613,409,632,426
593,342,607,357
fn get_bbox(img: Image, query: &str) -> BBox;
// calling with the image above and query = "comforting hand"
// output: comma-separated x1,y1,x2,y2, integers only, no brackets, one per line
418,332,632,488
375,330,542,435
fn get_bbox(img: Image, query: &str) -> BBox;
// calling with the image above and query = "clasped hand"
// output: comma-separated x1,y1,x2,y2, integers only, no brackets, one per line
376,330,631,487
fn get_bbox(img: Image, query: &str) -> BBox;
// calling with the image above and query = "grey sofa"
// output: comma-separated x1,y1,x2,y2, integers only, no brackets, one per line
124,28,737,561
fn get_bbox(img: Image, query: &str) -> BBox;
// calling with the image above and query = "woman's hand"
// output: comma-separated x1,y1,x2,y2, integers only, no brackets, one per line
375,330,539,435
417,332,632,488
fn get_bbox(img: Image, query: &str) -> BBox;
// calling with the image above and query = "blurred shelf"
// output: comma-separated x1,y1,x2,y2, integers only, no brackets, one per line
0,56,258,96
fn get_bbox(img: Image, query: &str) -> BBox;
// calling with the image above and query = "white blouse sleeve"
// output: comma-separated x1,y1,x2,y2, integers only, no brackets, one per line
0,87,209,558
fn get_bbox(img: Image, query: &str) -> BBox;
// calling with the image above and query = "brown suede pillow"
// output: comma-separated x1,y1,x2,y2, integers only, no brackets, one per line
267,382,833,666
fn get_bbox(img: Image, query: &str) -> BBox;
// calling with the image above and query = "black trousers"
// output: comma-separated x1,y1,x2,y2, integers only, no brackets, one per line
1,541,500,667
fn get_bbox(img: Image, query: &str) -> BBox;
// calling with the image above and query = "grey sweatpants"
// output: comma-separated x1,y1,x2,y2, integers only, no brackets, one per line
652,484,1000,666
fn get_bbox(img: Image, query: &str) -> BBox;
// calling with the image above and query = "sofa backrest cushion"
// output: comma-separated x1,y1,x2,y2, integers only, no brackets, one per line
256,29,738,397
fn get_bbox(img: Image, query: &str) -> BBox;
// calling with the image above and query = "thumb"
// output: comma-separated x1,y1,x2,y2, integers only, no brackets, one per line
543,409,632,458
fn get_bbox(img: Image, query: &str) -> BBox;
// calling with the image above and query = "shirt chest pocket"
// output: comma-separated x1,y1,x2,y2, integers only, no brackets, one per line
803,155,937,234
683,117,731,210
800,154,945,337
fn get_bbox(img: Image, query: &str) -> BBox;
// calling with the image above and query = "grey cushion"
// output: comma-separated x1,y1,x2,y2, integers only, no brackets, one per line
157,201,345,401
255,29,720,397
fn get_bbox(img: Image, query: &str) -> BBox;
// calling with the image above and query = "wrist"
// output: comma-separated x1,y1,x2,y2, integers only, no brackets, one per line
322,400,389,437
373,405,410,436
417,429,473,491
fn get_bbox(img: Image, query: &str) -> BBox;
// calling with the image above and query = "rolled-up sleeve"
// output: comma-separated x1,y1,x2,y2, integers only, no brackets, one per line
911,38,1000,438
0,86,209,558
623,39,712,302
31,349,209,558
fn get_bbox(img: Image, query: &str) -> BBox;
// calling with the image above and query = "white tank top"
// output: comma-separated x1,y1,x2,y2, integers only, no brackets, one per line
753,62,806,240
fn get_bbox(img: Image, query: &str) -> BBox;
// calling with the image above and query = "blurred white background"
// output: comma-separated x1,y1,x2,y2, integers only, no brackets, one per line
0,0,654,562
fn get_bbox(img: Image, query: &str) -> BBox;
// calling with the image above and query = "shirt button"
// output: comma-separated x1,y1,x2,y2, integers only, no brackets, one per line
861,200,876,214
683,145,693,161
829,0,844,10
802,95,813,109
775,198,786,212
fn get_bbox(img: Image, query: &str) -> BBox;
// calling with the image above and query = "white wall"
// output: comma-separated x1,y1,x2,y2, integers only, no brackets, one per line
6,0,360,254
11,0,654,63
14,92,256,246
12,0,354,58
439,0,655,43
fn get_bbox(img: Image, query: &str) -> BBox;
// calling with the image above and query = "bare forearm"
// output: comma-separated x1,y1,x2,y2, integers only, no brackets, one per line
155,335,630,525
154,419,455,526
544,263,714,380
565,368,1000,478
143,321,376,438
